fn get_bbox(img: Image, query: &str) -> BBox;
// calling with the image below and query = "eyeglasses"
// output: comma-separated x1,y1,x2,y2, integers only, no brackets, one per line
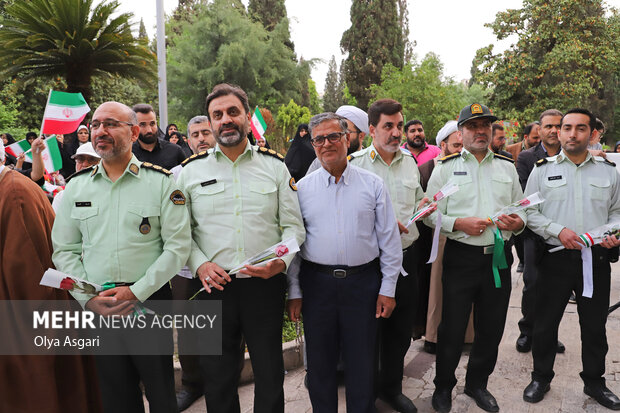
310,132,345,147
90,119,134,131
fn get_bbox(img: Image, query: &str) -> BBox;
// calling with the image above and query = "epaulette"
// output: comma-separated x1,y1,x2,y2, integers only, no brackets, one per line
535,158,548,167
181,150,209,167
400,148,417,163
438,152,461,163
494,153,514,163
604,158,617,167
257,146,284,161
65,165,95,183
141,162,172,176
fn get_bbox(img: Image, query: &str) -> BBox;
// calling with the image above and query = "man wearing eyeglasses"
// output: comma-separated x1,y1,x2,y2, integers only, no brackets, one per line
287,112,402,413
131,103,186,170
348,98,431,413
52,101,191,413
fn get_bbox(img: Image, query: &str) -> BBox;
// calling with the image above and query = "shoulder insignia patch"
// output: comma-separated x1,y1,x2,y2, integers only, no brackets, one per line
170,190,186,205
535,158,548,167
181,150,209,167
257,146,284,161
494,153,515,163
142,162,172,176
66,165,95,183
438,152,461,163
289,177,297,191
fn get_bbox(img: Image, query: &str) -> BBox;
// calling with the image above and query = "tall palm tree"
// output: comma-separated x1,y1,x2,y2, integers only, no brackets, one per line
0,0,156,103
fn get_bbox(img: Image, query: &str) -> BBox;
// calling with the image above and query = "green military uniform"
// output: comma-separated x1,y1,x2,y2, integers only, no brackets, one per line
350,144,424,248
51,153,191,413
425,147,526,393
524,150,620,390
350,143,426,399
52,154,191,303
425,149,526,243
177,141,305,413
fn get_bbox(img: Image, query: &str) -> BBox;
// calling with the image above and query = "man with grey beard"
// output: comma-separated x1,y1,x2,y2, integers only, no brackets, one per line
178,83,305,413
131,103,186,170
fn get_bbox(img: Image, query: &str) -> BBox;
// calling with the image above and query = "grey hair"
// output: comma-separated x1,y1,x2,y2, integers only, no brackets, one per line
187,115,210,133
308,112,348,137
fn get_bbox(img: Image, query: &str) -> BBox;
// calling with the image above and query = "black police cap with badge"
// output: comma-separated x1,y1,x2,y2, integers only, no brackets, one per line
457,103,498,126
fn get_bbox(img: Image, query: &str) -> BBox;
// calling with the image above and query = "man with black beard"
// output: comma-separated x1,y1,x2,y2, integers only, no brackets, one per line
403,120,441,165
131,103,186,170
178,83,305,413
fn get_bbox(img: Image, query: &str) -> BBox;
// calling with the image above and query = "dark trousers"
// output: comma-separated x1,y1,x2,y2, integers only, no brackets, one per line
198,274,286,413
377,245,419,396
95,284,176,413
532,246,610,387
514,233,524,264
95,353,177,413
171,275,205,392
301,260,381,413
434,239,513,390
518,233,543,336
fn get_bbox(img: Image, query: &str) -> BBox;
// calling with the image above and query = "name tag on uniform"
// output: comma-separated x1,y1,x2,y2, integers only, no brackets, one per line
75,202,92,207
453,171,467,176
548,175,563,181
201,179,217,187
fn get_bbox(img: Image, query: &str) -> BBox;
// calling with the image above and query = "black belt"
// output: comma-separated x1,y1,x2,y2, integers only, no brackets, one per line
303,258,380,279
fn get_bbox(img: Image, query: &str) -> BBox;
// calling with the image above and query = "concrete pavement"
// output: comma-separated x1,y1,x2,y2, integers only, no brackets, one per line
167,257,620,412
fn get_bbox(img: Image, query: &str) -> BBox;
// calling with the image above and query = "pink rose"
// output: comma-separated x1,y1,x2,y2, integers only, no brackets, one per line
275,245,289,257
519,199,530,207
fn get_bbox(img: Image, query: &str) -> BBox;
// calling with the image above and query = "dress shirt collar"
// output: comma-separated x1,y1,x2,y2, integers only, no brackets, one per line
460,148,494,163
555,149,595,167
319,161,352,187
92,154,142,181
0,164,4,174
213,140,253,163
367,143,403,166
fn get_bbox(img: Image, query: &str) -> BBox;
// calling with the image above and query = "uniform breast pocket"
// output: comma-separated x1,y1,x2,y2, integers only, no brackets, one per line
446,175,472,209
70,206,99,244
589,179,611,201
127,204,161,240
491,175,513,206
194,182,226,215
400,179,420,206
248,181,277,214
543,177,567,200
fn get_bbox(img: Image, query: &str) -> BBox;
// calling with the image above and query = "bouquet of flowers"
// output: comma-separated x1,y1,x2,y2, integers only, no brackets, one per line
489,192,544,222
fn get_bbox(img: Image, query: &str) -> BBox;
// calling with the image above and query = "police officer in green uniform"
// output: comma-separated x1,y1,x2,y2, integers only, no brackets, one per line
426,104,526,413
177,84,305,413
52,101,191,413
350,99,431,413
522,108,620,410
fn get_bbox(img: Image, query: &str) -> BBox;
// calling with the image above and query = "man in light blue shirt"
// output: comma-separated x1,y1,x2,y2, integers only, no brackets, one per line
287,112,402,413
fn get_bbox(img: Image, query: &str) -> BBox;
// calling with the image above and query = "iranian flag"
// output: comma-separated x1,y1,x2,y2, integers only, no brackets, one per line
251,107,267,142
5,140,33,161
5,136,62,172
41,135,63,172
41,90,90,135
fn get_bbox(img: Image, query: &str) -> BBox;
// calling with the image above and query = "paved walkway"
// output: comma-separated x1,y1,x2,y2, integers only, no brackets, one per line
173,258,620,412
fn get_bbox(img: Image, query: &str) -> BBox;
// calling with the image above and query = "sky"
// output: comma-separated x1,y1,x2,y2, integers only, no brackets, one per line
118,0,620,94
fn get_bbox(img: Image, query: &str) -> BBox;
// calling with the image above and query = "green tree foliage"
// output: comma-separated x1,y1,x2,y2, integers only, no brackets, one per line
248,0,294,51
341,0,405,109
396,0,414,63
0,83,28,138
323,56,343,112
371,53,469,142
307,79,322,114
138,18,148,43
472,0,620,137
276,99,311,141
0,0,156,103
167,0,308,124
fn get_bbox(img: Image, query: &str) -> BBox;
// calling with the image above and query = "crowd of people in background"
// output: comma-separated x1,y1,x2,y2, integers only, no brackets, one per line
1,82,620,413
